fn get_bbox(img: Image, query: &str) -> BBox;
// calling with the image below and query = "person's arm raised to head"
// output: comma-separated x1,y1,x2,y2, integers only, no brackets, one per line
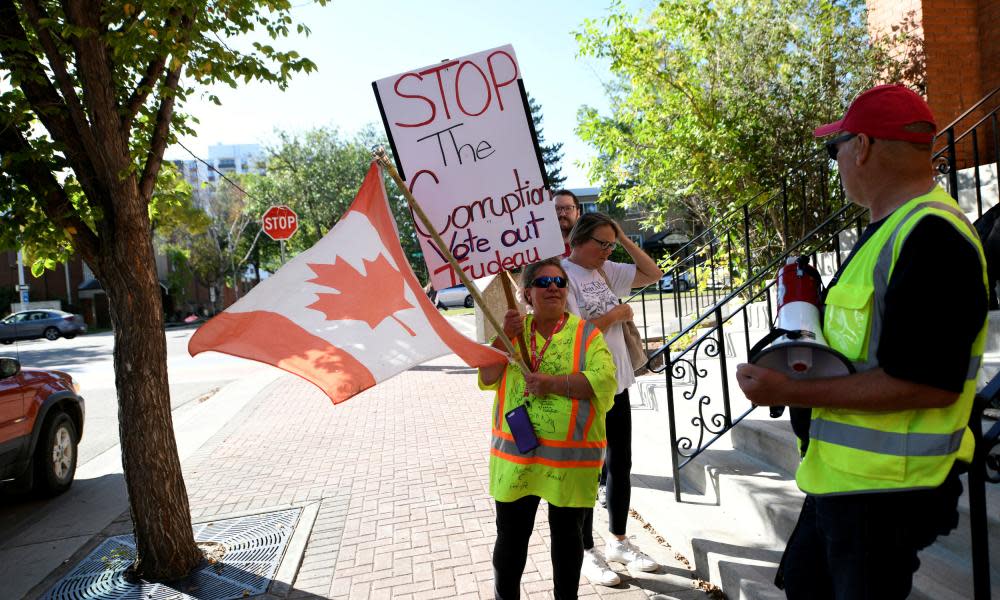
614,221,663,287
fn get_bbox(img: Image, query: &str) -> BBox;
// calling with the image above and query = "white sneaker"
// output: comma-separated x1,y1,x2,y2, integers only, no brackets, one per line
605,538,659,572
597,484,607,508
581,549,621,586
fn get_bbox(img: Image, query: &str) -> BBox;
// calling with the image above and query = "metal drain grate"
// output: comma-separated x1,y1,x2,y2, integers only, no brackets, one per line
43,507,301,600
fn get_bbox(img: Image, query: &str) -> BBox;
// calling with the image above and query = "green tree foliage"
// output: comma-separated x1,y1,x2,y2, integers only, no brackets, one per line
575,0,908,231
185,181,258,311
245,126,428,282
0,0,325,580
527,93,566,188
149,163,210,238
163,246,193,312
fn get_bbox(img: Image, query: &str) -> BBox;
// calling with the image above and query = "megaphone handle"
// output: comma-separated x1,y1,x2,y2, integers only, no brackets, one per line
747,328,792,363
748,329,793,420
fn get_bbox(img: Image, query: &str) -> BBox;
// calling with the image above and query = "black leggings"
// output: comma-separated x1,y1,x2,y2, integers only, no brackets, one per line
493,495,587,600
583,388,632,548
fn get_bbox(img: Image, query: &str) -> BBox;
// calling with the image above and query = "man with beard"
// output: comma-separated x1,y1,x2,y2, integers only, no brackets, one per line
553,189,581,257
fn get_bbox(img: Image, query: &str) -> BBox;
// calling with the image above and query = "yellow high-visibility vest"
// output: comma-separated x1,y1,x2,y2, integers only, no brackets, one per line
479,313,617,507
797,186,988,495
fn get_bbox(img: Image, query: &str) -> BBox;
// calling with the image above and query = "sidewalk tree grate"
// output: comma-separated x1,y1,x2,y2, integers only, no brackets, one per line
42,507,301,600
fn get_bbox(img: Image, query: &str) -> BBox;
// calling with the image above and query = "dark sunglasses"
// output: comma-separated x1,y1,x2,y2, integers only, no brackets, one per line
825,133,875,160
530,276,568,289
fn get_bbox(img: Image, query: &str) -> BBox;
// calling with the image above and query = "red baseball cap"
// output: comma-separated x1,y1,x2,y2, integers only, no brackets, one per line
813,84,936,143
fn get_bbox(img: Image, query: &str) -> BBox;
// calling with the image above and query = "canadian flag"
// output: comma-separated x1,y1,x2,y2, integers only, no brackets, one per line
188,163,506,404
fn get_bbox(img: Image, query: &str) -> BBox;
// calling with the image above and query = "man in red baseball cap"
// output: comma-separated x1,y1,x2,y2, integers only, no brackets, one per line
737,84,988,599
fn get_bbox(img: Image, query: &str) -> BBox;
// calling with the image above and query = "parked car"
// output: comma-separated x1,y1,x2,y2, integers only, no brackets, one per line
0,310,87,344
658,272,695,292
435,284,474,309
0,357,84,495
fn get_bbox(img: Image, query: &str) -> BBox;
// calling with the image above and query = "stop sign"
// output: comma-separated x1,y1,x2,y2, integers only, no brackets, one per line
262,205,298,241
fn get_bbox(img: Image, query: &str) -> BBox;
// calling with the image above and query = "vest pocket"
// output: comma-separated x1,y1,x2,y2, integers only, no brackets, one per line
823,283,874,362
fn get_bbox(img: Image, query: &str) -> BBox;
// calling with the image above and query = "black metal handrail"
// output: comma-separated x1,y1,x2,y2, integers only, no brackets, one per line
934,86,1000,138
624,147,847,357
656,201,864,480
934,87,1000,221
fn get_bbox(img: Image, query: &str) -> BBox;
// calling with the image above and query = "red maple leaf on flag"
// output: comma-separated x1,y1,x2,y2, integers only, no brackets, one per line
306,254,416,335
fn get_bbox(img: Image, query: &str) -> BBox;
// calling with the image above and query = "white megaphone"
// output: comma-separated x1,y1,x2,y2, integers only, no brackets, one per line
749,256,854,417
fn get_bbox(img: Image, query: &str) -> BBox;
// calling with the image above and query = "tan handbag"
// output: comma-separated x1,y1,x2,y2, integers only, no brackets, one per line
597,268,650,376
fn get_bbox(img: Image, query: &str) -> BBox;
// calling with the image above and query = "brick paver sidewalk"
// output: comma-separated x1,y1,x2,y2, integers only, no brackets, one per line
181,355,706,600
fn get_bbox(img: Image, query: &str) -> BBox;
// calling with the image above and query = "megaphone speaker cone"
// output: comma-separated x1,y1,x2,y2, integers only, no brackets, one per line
752,341,855,379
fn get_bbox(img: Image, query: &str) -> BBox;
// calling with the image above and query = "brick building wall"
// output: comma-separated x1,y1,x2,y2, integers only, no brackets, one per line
868,0,998,169
0,251,87,314
981,0,1000,101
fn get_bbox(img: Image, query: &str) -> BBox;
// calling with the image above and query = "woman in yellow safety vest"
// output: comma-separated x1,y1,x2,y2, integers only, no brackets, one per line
479,257,617,600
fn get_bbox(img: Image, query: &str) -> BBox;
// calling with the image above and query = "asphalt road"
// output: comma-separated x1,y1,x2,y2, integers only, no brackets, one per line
1,326,268,467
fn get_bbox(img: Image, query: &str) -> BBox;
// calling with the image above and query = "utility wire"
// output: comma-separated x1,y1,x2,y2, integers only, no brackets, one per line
174,139,255,199
172,139,269,288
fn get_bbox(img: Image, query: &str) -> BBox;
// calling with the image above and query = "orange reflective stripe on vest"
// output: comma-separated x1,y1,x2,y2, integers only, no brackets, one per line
493,318,601,463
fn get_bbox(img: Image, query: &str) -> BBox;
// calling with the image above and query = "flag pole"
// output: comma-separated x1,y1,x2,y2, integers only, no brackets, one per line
372,149,529,374
499,271,532,368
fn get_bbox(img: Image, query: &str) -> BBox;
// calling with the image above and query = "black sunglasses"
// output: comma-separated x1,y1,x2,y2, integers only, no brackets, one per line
530,276,568,289
825,133,875,160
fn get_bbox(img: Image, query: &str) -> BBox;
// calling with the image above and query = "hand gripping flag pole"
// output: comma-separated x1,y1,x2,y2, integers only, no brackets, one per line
372,148,531,374
497,271,531,369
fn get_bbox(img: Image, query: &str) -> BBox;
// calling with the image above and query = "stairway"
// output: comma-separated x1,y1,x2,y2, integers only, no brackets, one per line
627,300,1000,599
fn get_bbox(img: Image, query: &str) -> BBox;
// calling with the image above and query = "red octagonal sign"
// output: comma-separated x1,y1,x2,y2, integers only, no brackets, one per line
262,205,299,241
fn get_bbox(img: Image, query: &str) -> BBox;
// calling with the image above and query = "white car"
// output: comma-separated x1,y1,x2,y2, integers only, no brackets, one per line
658,272,694,292
435,284,473,309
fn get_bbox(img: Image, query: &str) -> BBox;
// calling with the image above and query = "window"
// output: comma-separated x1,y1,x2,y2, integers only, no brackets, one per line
627,234,643,246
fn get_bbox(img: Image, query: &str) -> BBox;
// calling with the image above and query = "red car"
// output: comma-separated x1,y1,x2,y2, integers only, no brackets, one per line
0,357,84,495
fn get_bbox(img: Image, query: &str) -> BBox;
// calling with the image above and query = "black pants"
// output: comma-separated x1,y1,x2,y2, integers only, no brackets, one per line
583,388,632,548
779,470,963,600
493,495,587,600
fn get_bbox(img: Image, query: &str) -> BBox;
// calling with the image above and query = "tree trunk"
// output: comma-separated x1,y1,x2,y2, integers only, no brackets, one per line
96,190,201,581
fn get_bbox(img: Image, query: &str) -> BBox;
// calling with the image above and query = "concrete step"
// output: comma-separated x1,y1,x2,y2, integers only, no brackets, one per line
678,445,798,600
733,415,1000,565
729,416,1000,599
627,386,791,600
726,562,784,600
911,544,1000,600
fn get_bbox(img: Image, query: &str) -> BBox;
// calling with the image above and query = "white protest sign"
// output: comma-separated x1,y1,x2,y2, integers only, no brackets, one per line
373,44,564,289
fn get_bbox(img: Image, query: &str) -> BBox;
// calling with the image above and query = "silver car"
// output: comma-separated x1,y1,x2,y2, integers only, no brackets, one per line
435,284,474,309
0,310,88,344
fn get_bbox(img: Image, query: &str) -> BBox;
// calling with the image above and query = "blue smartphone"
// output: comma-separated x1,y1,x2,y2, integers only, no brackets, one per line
505,405,540,454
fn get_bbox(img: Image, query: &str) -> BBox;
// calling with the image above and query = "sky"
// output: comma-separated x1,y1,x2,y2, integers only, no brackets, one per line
164,0,657,188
